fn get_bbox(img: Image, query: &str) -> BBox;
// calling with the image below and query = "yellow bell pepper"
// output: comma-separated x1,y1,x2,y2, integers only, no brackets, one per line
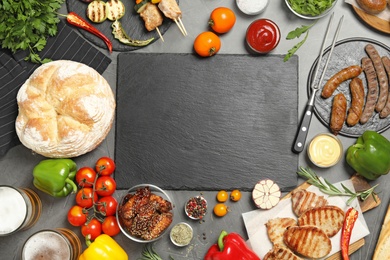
79,234,128,260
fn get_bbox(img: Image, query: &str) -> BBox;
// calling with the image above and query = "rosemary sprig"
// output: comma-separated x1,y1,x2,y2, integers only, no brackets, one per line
297,166,378,205
139,244,163,260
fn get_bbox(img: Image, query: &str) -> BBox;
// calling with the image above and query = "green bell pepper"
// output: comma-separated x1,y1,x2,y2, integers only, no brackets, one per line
346,130,390,180
33,159,78,197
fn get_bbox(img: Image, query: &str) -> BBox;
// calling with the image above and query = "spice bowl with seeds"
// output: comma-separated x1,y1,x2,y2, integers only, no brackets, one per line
184,196,208,220
170,222,193,247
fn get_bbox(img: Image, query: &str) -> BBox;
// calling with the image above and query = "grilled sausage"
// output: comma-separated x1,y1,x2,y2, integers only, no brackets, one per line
330,93,347,135
321,65,362,98
379,56,390,118
365,44,389,112
360,57,379,124
347,77,365,126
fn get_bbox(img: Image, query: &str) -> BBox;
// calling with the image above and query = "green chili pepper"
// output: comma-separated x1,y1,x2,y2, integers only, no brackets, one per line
33,159,78,197
111,20,154,47
346,130,390,180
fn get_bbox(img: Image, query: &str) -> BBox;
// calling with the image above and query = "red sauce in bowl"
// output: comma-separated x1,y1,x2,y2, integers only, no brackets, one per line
246,19,280,54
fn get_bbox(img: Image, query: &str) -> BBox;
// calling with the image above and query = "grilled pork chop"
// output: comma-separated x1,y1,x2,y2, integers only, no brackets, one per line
291,189,328,217
298,205,345,237
266,217,297,246
264,245,303,260
284,225,332,258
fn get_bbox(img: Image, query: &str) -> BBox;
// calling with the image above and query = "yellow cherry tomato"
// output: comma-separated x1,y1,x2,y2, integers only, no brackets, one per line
213,203,228,217
216,190,228,202
230,189,242,202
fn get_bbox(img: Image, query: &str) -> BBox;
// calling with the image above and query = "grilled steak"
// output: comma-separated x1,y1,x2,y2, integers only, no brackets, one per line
266,217,297,246
291,189,328,217
264,245,303,260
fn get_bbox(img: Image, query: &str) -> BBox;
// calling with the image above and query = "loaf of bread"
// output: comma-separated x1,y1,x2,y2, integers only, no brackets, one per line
16,60,115,158
373,204,390,260
356,0,387,14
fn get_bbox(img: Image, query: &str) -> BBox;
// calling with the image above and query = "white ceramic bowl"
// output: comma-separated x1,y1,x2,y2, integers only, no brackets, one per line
170,222,193,247
285,0,338,19
117,184,174,243
184,196,208,220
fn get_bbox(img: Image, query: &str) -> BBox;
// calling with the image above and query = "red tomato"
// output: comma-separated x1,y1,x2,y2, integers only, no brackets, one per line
75,188,98,208
193,31,221,57
209,7,236,34
95,176,116,197
75,167,97,188
97,196,118,216
102,216,120,237
95,157,116,176
67,205,88,227
81,218,102,241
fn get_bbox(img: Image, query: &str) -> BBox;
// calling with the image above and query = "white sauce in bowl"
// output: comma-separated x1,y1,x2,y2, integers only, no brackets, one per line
236,0,269,15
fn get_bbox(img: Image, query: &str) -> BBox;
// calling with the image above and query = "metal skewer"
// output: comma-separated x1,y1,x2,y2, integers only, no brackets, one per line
292,14,344,153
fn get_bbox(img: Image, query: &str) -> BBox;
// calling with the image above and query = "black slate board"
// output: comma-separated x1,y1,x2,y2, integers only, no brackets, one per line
115,53,299,191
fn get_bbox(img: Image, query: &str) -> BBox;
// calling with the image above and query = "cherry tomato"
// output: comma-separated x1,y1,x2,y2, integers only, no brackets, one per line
75,188,98,208
230,189,242,202
216,190,228,202
95,157,116,176
75,167,97,188
67,205,88,226
209,7,236,34
193,31,221,57
81,218,102,241
213,203,229,217
102,216,120,237
95,176,116,197
97,196,118,216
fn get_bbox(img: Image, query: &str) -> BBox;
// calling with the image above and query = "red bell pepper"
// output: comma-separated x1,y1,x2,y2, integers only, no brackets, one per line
205,230,260,260
341,208,358,260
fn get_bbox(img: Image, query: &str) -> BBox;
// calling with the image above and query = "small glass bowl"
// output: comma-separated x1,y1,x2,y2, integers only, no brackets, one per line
184,196,207,220
170,222,193,247
307,133,343,168
285,0,338,20
116,184,174,243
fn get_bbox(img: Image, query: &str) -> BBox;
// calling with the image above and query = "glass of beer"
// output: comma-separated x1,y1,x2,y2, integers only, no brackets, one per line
0,185,42,236
21,228,82,260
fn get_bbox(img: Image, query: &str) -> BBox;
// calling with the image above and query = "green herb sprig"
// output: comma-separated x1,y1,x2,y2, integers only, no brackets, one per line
139,244,174,260
0,0,64,63
284,22,316,62
297,166,378,205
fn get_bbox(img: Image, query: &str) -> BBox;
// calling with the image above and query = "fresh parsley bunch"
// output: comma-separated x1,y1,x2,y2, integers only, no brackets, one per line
0,0,64,63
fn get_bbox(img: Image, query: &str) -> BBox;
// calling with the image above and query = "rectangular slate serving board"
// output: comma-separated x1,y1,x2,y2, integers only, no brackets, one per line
115,53,299,191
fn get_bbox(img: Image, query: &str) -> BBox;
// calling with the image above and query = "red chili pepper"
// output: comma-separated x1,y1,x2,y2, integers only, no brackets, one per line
66,12,112,53
341,208,358,260
205,230,260,260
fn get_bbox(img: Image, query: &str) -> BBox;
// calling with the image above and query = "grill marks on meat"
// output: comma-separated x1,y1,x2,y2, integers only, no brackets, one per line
379,56,390,118
140,3,163,31
360,56,379,124
158,0,181,20
118,186,173,240
347,77,365,126
264,245,303,260
330,93,347,135
266,217,297,247
291,189,328,217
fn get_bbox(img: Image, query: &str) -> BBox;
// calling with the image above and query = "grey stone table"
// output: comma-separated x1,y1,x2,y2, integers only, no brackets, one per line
1,0,389,259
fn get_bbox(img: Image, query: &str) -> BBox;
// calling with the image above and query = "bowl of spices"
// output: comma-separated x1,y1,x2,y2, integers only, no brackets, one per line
307,133,343,168
185,196,207,220
170,222,193,247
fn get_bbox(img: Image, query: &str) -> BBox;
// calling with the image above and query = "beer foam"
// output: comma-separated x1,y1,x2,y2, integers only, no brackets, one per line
0,186,27,235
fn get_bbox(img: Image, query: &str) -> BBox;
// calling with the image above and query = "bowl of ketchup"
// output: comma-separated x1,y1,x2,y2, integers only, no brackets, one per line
246,19,280,54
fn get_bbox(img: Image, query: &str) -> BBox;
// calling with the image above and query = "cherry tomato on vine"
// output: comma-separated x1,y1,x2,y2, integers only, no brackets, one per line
209,7,236,34
75,187,98,208
81,218,102,241
102,216,120,237
95,176,116,197
194,31,221,57
67,205,88,226
97,196,118,216
213,203,229,217
216,190,228,202
230,189,242,202
95,157,116,176
75,167,97,188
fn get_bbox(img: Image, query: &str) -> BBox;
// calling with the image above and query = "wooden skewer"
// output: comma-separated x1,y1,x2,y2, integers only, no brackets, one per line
156,27,164,42
178,17,187,36
174,19,186,36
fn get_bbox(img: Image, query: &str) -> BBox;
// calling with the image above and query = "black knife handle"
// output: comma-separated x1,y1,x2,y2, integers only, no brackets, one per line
292,104,314,153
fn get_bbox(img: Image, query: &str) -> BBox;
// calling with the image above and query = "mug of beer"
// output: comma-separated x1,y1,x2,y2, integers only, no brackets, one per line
0,185,42,236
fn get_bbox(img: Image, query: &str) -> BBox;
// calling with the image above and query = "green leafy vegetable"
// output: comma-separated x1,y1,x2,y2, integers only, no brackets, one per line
139,244,168,260
284,22,315,62
297,166,379,205
0,0,64,63
288,0,335,16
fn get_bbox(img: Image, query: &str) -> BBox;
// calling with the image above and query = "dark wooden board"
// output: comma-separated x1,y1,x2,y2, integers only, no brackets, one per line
115,53,299,191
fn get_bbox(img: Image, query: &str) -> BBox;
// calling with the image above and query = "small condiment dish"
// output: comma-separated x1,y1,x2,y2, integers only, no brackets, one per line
170,222,193,247
184,196,207,220
246,19,280,54
307,133,343,168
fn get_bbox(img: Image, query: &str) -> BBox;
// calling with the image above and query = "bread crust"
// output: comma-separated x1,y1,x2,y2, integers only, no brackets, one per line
16,60,115,158
356,0,387,14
